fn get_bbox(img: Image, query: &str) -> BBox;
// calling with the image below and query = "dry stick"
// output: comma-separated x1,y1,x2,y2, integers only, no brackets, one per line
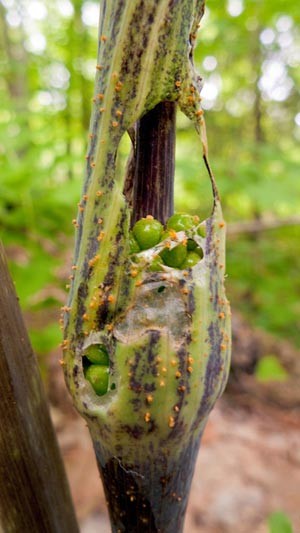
0,242,79,533
132,101,176,224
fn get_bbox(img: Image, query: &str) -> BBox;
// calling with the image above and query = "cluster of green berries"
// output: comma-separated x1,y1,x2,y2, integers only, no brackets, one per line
83,344,110,396
130,213,205,270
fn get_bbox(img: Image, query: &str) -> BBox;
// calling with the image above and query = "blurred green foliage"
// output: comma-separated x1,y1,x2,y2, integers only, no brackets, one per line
0,1,299,364
255,354,288,382
268,511,294,533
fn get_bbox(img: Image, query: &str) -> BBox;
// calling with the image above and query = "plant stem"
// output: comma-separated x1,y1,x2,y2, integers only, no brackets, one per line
0,242,79,533
132,101,176,225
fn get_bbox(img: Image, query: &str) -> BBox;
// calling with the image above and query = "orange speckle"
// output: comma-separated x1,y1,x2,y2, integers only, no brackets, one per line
195,109,203,117
159,380,165,387
187,366,193,373
90,162,96,168
88,133,93,139
72,219,77,226
130,269,138,278
175,371,181,379
82,313,89,321
97,218,103,224
97,93,104,100
83,194,88,201
71,265,77,271
218,312,225,320
220,344,227,351
180,287,189,295
168,416,175,428
115,81,123,92
106,323,113,332
174,405,180,412
175,80,181,88
171,359,177,367
188,356,194,364
108,294,115,303
116,109,123,117
89,302,96,309
97,231,105,241
144,412,151,423
135,280,142,287
112,121,119,128
178,385,186,392
100,35,107,42
96,64,103,71
65,284,70,290
96,190,103,197
168,229,177,240
146,215,154,220
112,71,118,79
100,107,106,112
59,359,64,366
146,395,153,405
68,274,74,280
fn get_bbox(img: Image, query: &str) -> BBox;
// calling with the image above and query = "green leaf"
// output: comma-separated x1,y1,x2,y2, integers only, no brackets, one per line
255,355,288,382
268,511,293,533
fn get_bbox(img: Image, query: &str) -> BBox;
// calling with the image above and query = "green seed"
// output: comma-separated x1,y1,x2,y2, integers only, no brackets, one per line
132,218,163,250
187,239,197,251
85,365,109,396
84,344,109,365
129,232,140,254
148,256,164,272
167,213,194,232
180,251,201,269
195,246,204,258
160,243,187,268
197,224,206,238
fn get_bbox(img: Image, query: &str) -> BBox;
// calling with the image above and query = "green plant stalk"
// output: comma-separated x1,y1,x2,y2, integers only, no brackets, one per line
63,1,231,531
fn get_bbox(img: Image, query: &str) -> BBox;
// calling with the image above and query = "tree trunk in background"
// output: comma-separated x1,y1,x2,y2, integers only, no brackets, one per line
0,242,79,533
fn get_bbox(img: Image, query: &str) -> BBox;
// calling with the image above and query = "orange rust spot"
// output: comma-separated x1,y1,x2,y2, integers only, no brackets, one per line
116,109,123,117
83,194,88,201
218,312,225,319
65,284,70,290
159,380,165,387
106,323,113,332
97,218,103,224
68,274,74,280
82,313,89,321
112,121,119,128
174,405,180,412
59,359,64,366
170,359,177,367
96,190,103,197
168,229,177,240
100,35,107,42
144,412,151,423
220,344,227,351
130,269,138,278
112,71,118,79
195,109,203,117
219,221,225,228
168,416,175,428
187,366,193,373
72,219,78,226
90,162,96,168
135,280,142,287
175,371,181,379
99,107,106,112
96,64,103,71
108,294,115,303
178,385,186,392
146,214,154,220
146,395,153,405
71,265,77,270
88,133,93,139
97,231,105,242
180,288,189,295
175,80,181,87
97,93,104,100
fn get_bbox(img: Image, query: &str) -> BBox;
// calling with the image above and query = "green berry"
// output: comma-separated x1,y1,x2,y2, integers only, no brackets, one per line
132,217,163,250
129,232,140,254
187,239,197,251
85,365,109,396
180,251,201,269
84,344,109,365
160,243,187,268
197,224,206,238
148,256,164,272
167,213,194,232
195,246,204,258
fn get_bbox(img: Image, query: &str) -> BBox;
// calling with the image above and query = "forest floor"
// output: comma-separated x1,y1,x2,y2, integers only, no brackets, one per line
45,311,300,533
